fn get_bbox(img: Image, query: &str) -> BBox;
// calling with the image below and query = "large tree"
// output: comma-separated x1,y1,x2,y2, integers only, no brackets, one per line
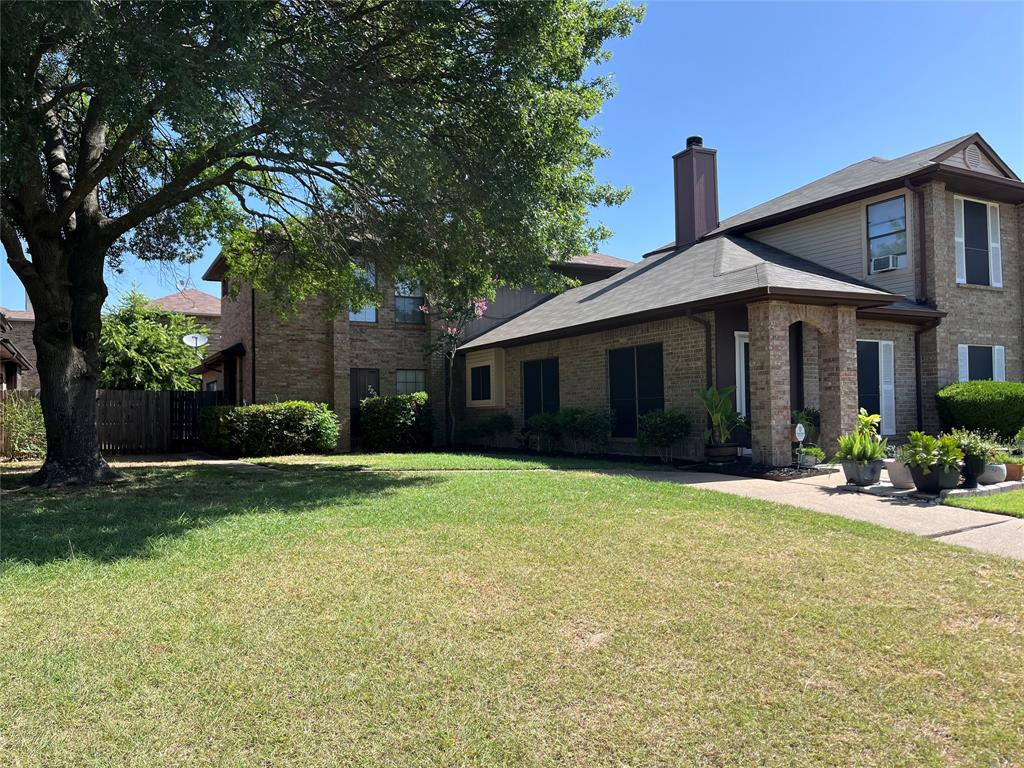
1,0,639,485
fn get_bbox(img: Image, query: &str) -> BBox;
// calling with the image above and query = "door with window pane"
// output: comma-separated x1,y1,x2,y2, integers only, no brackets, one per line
350,368,380,443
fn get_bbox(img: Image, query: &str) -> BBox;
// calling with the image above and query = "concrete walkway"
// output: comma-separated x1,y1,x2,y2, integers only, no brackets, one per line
617,468,1024,561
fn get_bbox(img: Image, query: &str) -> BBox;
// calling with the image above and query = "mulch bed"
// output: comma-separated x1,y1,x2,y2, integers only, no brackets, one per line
682,460,836,482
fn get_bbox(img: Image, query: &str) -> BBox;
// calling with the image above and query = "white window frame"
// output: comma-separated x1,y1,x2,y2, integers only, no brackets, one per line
857,339,896,436
865,195,909,274
734,331,750,419
954,195,1002,288
957,344,1006,382
396,369,426,395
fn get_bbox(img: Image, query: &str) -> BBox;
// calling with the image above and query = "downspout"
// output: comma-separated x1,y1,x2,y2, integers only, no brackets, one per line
683,311,713,390
250,287,257,403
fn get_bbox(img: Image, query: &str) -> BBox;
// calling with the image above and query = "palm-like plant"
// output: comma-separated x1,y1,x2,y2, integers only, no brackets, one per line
697,386,743,446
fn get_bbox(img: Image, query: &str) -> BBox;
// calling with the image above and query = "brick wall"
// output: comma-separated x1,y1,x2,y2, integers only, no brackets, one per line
919,181,1023,429
459,314,713,458
855,318,919,438
4,319,37,390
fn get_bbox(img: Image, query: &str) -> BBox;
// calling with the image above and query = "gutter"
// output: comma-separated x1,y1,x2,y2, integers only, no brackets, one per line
683,310,714,390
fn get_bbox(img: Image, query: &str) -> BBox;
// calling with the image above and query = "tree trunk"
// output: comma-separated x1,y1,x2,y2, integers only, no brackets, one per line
26,240,118,486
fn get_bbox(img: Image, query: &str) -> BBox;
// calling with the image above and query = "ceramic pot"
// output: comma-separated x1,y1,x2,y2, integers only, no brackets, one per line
910,464,961,494
962,455,987,489
978,463,1007,485
841,460,883,486
884,458,915,489
798,454,819,468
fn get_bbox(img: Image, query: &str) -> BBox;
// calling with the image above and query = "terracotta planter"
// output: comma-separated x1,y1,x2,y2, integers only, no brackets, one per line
978,463,1007,485
909,464,961,495
1006,463,1023,482
841,460,883,486
884,458,915,490
704,443,738,462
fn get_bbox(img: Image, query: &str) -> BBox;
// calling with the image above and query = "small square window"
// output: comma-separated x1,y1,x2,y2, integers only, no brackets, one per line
397,369,426,394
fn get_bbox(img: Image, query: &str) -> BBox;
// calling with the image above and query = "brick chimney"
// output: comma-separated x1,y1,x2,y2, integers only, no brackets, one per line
673,135,719,249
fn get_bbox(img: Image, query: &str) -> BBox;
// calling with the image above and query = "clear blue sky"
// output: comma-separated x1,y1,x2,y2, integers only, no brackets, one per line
2,1,1022,310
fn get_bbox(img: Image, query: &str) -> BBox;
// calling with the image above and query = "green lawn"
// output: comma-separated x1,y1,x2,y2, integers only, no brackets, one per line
2,458,1023,767
945,489,1024,518
247,450,670,472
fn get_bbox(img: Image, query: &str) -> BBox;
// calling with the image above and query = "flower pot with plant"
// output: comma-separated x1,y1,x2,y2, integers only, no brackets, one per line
904,432,963,494
697,386,743,462
999,454,1023,482
834,431,887,485
946,428,999,489
883,444,915,489
796,444,825,468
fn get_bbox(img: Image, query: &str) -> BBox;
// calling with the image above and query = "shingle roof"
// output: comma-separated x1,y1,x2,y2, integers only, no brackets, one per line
147,288,221,317
0,306,34,322
460,235,897,350
563,252,634,270
644,135,977,257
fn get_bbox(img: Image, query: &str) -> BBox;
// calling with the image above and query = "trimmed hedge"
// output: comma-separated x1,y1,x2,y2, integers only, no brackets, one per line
936,381,1024,441
359,392,432,452
201,401,339,456
525,408,611,455
638,409,691,462
459,413,515,448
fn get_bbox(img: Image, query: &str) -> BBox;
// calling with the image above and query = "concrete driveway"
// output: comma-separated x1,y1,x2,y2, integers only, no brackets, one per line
623,468,1024,561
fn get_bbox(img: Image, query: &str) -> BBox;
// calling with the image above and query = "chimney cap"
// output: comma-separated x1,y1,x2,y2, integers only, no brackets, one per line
686,135,704,148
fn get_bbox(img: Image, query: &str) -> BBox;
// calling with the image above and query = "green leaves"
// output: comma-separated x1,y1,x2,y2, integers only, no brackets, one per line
97,289,206,391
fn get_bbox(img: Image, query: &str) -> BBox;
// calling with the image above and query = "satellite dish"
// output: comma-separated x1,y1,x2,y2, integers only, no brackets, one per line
182,333,208,352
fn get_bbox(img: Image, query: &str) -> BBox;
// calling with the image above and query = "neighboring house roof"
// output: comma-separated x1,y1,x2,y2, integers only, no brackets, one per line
0,337,32,370
560,252,634,270
148,288,221,317
460,235,897,350
189,342,245,374
644,133,1023,257
0,306,34,322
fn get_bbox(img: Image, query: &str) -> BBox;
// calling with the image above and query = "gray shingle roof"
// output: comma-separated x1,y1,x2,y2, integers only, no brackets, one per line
644,135,974,257
460,235,897,350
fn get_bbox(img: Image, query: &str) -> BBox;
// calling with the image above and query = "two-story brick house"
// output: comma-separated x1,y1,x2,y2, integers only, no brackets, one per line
192,252,631,449
459,133,1023,465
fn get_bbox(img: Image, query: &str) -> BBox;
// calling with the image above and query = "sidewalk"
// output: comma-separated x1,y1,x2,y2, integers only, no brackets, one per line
618,468,1024,561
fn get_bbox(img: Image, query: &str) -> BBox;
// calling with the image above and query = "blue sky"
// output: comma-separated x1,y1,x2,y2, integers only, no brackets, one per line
2,0,1022,310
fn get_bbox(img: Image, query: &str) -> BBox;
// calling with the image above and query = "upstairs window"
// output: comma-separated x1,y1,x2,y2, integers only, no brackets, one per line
955,197,1002,287
608,343,664,438
349,262,378,323
395,281,425,324
866,197,907,273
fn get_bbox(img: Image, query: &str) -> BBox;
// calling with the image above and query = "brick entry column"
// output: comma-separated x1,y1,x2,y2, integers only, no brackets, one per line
748,301,791,466
818,305,858,455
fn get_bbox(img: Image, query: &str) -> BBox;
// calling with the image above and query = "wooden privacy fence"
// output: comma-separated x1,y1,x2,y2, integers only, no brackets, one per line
96,389,224,453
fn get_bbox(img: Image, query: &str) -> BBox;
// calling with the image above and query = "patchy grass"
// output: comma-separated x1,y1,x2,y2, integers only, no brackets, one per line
2,462,1023,767
247,450,670,472
945,489,1024,518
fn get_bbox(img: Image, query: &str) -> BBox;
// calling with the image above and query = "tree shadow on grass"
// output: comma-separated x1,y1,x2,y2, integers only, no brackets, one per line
1,466,438,567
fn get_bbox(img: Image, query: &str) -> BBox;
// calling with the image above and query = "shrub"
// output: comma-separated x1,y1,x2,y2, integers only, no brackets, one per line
943,427,1000,463
459,413,515,448
903,431,964,473
638,410,691,462
359,392,432,452
201,401,339,456
1,394,46,459
525,412,561,453
936,381,1024,440
558,408,612,455
834,431,886,463
796,445,826,462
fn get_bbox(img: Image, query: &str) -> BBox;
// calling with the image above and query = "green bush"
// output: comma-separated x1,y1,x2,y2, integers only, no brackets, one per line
638,410,691,462
359,392,432,452
936,381,1024,440
834,431,886,463
459,413,515,448
525,412,561,452
201,401,339,456
1,394,46,459
558,408,612,455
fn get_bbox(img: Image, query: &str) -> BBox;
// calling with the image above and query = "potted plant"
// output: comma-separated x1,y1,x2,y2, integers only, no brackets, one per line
999,453,1023,482
795,444,825,468
946,428,999,489
978,461,1007,485
883,443,915,490
697,386,743,461
834,431,887,485
904,432,963,494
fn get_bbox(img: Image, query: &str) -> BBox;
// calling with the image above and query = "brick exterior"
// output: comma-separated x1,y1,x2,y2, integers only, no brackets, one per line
3,318,37,390
919,181,1024,430
203,276,445,450
458,314,713,458
855,319,919,438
